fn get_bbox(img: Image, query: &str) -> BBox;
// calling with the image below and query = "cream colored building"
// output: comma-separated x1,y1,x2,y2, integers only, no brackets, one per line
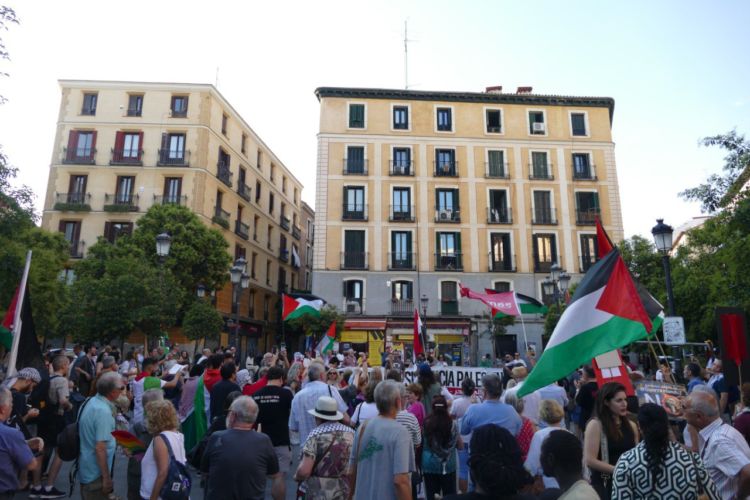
41,80,306,353
312,86,624,361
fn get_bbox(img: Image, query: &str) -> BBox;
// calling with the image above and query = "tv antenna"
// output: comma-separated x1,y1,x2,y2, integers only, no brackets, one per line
403,20,417,89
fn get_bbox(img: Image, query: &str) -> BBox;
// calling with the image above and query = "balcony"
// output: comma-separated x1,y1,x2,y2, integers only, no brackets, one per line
441,300,459,316
62,147,96,165
532,208,558,225
573,164,597,181
110,148,143,166
534,260,554,273
390,298,414,316
388,252,416,270
434,161,458,177
389,161,414,176
217,162,233,187
280,215,290,231
154,195,187,206
343,158,368,175
126,107,141,117
342,204,368,221
341,252,368,270
580,255,597,273
212,207,230,229
576,208,601,225
389,205,414,222
54,193,91,211
489,253,517,272
485,162,510,179
279,247,289,262
103,194,139,212
487,207,512,224
292,225,301,240
235,220,250,240
69,240,85,259
237,183,252,202
529,164,554,180
157,149,190,167
435,252,463,271
435,208,460,223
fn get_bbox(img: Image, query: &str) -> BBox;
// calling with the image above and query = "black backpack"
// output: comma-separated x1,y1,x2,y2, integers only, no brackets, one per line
57,396,91,462
29,375,61,419
158,434,191,500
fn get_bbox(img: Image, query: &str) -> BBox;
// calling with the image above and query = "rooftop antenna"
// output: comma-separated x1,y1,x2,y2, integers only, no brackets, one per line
403,20,416,89
215,67,220,89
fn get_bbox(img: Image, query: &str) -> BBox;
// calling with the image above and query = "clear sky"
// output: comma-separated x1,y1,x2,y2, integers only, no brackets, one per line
0,0,748,240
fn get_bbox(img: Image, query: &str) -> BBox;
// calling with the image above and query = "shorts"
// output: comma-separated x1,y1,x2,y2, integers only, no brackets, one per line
274,445,292,475
457,446,470,481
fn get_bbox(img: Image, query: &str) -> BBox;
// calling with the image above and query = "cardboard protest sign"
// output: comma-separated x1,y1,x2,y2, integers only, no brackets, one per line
634,381,687,418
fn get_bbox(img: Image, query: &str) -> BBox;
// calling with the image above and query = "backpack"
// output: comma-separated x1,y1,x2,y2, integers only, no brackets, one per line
57,396,91,462
29,375,61,419
157,434,191,500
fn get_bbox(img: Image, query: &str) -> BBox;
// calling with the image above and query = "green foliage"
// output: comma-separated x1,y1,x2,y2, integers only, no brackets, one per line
182,300,224,341
53,202,91,212
543,303,563,337
211,215,230,230
618,235,666,306
285,305,345,339
492,315,515,336
103,203,136,212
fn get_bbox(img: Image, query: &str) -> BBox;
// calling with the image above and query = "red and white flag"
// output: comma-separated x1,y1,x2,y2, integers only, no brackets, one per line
413,308,425,362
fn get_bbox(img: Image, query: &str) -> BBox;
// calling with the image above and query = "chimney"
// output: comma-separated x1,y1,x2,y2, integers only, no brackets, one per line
484,85,503,94
516,86,533,94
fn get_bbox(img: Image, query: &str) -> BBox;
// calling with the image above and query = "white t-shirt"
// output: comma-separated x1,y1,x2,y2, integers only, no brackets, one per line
140,431,187,499
525,425,569,488
352,401,379,427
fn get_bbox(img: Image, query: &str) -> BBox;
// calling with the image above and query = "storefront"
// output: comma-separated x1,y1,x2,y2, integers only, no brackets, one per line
387,317,471,365
341,319,387,366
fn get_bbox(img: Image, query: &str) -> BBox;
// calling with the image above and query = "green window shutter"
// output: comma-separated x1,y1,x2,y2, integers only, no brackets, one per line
456,232,462,252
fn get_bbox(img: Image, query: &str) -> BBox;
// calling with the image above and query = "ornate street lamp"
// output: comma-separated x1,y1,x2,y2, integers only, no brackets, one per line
155,232,171,261
651,219,676,316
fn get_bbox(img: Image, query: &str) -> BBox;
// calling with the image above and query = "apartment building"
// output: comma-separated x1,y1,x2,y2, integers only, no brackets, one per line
41,80,306,354
312,86,623,363
300,201,315,291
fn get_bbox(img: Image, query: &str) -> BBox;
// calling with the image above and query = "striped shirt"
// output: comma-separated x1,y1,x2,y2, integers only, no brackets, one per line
699,418,750,499
396,410,421,447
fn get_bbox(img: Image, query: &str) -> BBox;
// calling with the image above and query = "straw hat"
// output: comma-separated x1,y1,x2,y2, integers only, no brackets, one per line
307,396,344,421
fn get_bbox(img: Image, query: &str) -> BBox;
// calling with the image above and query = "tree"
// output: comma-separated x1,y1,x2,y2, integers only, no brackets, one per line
183,300,224,343
285,305,345,341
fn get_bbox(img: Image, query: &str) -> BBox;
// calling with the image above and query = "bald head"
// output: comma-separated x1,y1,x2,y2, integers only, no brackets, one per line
686,389,720,430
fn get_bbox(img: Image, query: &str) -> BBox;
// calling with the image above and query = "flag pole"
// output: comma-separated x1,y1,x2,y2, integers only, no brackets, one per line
7,251,32,378
513,292,530,351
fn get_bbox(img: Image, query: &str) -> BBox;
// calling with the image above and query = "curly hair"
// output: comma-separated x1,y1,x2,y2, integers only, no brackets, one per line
468,424,532,494
638,403,670,484
145,399,180,435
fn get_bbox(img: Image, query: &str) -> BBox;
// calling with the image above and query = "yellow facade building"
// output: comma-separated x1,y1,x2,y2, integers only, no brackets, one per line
312,86,623,361
41,80,309,353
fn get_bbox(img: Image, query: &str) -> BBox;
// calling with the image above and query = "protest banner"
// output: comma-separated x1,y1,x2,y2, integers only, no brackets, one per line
404,366,505,395
634,381,687,418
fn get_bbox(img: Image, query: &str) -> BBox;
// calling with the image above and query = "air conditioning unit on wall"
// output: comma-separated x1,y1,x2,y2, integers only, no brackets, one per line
532,122,546,133
438,209,452,221
346,301,361,314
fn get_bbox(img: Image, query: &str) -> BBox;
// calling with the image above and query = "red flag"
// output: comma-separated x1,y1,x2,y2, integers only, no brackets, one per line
721,313,748,367
0,287,20,350
596,217,614,256
413,309,424,360
459,284,520,317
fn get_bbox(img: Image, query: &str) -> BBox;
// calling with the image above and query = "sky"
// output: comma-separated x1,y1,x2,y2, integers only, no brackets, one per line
0,0,748,240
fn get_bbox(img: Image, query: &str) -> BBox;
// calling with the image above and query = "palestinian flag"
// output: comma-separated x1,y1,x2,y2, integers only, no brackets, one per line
518,248,655,397
180,374,209,453
315,322,336,354
282,294,323,321
1,285,44,373
484,290,548,316
0,287,19,350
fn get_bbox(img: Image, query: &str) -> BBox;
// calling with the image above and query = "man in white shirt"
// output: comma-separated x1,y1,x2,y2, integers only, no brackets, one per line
502,366,541,425
289,362,350,445
685,390,750,499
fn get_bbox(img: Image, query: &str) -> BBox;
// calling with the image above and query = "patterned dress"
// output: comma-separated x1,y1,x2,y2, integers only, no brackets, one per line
516,417,535,462
301,422,355,500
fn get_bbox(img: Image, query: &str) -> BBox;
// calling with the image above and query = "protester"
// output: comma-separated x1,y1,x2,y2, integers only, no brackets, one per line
450,378,479,493
418,364,452,416
538,380,569,411
422,395,462,500
406,383,426,427
583,381,639,499
394,383,422,499
78,372,123,499
612,403,719,498
72,345,97,396
525,399,567,489
126,389,163,500
140,399,187,500
132,357,181,425
88,356,117,396
290,363,350,445
479,354,492,368
209,362,240,421
0,386,39,499
685,390,750,499
294,395,355,499
734,382,750,446
37,355,72,499
200,396,283,499
573,365,598,435
349,380,415,500
538,430,598,500
202,354,224,393
706,360,731,417
503,366,542,426
461,374,521,437
684,362,706,393
504,391,536,461
351,380,379,428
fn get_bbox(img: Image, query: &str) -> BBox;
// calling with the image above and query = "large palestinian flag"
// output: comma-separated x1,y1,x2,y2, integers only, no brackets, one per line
180,375,209,453
518,248,654,397
282,294,323,321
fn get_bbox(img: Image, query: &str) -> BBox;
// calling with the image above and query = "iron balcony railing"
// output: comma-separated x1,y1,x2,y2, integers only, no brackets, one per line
434,252,463,271
528,163,555,180
157,149,190,166
104,193,139,211
573,163,597,181
69,240,85,259
487,207,512,224
213,207,230,225
54,192,91,210
580,255,597,273
434,161,458,177
576,208,601,225
279,247,289,262
292,225,301,240
126,107,141,117
343,158,368,175
435,208,460,223
390,299,414,316
238,183,252,202
110,148,143,166
154,195,187,206
341,252,368,270
389,160,414,176
389,205,414,222
534,260,554,273
488,252,517,272
63,147,96,165
280,215,291,231
388,252,416,270
342,204,368,221
217,162,233,187
532,207,558,225
235,220,250,240
485,162,510,179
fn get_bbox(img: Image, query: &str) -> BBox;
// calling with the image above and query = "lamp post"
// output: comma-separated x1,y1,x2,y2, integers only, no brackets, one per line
230,257,248,353
542,263,571,309
154,233,171,349
196,284,206,299
651,218,676,316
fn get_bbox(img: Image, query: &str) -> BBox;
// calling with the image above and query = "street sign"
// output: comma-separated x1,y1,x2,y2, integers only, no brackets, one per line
663,316,686,345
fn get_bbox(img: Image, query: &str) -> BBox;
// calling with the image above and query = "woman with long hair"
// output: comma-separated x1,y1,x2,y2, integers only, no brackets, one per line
450,378,480,493
418,364,444,417
584,382,639,499
422,395,463,500
140,399,188,500
612,403,719,499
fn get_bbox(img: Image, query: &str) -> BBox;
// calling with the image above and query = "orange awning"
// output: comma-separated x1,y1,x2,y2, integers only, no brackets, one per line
343,319,387,330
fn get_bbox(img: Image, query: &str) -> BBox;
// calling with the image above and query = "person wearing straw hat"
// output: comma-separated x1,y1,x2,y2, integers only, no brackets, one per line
294,396,354,499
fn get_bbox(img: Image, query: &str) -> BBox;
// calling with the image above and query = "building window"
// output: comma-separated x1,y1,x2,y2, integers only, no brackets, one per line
392,280,413,300
171,95,188,117
114,176,135,204
436,107,452,131
436,189,459,222
267,226,273,250
235,244,246,261
162,177,182,204
103,222,132,243
486,109,502,133
270,163,276,183
486,150,506,178
571,113,587,136
440,281,459,315
127,94,143,117
435,149,456,177
305,271,311,290
532,191,555,224
282,176,287,194
533,233,557,273
241,133,247,154
67,175,88,203
256,150,262,170
344,279,363,314
253,216,259,241
575,192,600,225
530,152,550,179
81,93,97,115
391,187,411,221
393,106,409,130
159,133,186,165
488,189,510,223
580,234,598,272
266,261,272,286
342,230,366,269
248,289,255,318
390,232,413,270
490,233,513,272
391,147,412,175
572,153,594,180
65,130,96,164
59,220,82,258
221,113,228,135
269,193,275,214
113,131,143,164
255,181,261,203
294,188,298,206
263,294,270,320
436,232,462,270
343,187,366,220
348,103,365,128
493,281,511,293
306,245,312,267
345,146,366,174
529,111,545,134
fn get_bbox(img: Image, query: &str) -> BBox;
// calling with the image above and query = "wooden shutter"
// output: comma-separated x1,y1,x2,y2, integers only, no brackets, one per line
67,130,78,155
114,131,125,153
137,132,144,161
104,222,112,243
550,235,558,262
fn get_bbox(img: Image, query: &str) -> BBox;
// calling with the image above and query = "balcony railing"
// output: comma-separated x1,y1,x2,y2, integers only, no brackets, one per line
343,158,368,175
485,162,510,179
69,240,85,259
573,163,597,181
154,195,187,206
388,252,416,270
157,149,190,166
217,162,233,187
280,215,291,231
341,252,368,270
126,107,141,117
435,252,463,271
104,193,139,212
389,161,414,176
110,148,143,166
235,220,250,240
389,205,415,222
212,207,230,229
390,298,414,316
441,300,459,316
237,183,252,202
292,225,301,240
534,260,554,273
54,193,91,211
342,204,368,221
434,161,458,177
279,247,289,262
576,208,601,225
529,164,554,180
580,256,597,273
62,147,96,165
532,207,558,225
489,253,517,272
487,207,512,224
435,208,460,223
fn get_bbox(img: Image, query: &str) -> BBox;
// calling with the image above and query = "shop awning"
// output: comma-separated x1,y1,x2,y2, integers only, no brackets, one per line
344,319,387,330
341,331,369,343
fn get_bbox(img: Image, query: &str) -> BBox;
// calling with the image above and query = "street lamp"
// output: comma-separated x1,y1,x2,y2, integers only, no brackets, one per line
543,264,570,308
651,218,676,316
155,232,171,262
230,258,249,354
197,284,206,298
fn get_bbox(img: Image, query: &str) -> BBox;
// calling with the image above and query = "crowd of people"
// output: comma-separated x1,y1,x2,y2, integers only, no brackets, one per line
0,342,749,499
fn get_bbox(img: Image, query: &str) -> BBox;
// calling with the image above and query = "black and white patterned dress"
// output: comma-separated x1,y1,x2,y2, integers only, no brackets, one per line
612,441,720,499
